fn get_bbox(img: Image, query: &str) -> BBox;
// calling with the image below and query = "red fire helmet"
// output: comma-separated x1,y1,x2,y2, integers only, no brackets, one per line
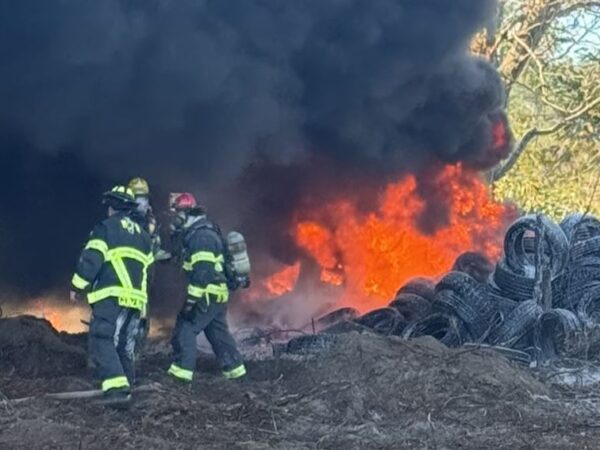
172,192,198,211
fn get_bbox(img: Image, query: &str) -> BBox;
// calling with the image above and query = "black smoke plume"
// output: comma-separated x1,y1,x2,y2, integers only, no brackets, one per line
0,0,507,306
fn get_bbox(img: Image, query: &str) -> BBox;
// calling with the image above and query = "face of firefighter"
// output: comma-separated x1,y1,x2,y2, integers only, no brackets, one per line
107,206,117,217
135,196,150,214
172,211,187,230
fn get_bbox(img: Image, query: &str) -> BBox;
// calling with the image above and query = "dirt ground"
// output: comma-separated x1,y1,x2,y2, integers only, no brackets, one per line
2,317,600,450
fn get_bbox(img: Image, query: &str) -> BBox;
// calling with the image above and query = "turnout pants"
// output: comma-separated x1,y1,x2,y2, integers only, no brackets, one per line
89,298,141,392
169,301,245,381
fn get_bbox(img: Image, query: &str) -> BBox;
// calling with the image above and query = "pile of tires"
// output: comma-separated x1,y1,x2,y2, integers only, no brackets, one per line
319,213,600,362
396,212,600,361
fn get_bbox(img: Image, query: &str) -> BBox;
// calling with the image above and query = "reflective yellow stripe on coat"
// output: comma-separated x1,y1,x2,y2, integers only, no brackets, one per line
84,239,154,311
184,250,229,303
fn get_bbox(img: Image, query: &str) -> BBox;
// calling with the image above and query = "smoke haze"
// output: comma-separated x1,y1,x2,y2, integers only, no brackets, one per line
0,0,507,308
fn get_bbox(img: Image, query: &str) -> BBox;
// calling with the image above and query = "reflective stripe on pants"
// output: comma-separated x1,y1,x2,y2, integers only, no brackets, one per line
89,298,140,391
187,283,229,303
170,302,243,379
102,376,130,392
223,363,246,379
168,363,194,381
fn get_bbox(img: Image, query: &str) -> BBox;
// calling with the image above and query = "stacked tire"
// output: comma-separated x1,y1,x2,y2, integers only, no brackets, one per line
399,213,600,361
328,212,600,363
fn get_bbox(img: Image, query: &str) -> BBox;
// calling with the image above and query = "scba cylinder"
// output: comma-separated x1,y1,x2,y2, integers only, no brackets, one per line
227,231,251,276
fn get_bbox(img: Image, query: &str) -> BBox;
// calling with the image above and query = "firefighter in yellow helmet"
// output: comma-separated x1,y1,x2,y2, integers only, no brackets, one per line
127,177,171,351
128,177,171,261
70,186,154,407
128,178,155,238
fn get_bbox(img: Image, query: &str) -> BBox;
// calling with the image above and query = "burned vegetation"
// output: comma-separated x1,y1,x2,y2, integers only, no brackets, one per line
3,214,600,449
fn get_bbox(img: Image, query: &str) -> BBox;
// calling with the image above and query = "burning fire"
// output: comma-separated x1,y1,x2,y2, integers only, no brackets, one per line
243,262,302,302
295,223,344,286
1,296,90,333
251,164,515,313
8,296,173,336
264,262,301,297
33,298,90,332
8,165,513,330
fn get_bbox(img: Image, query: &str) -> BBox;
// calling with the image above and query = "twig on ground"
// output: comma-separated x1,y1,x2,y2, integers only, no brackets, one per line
256,428,279,435
441,394,479,409
0,389,15,414
427,412,438,450
270,408,279,434
389,335,438,358
443,345,483,362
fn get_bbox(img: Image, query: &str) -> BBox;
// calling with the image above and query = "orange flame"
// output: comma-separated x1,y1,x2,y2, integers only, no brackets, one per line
244,261,302,302
288,164,514,312
295,222,345,285
295,222,338,269
25,297,89,332
264,262,301,297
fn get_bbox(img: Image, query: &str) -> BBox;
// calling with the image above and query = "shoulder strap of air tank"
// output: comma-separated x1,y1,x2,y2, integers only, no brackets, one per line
190,218,224,241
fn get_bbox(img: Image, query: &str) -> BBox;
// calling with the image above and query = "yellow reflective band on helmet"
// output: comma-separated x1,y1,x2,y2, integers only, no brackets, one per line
223,364,246,380
85,239,109,258
168,363,193,381
101,375,130,392
111,185,135,199
187,283,229,303
71,273,90,290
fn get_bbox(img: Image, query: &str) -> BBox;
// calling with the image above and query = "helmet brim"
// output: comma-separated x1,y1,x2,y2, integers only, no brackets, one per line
102,191,138,210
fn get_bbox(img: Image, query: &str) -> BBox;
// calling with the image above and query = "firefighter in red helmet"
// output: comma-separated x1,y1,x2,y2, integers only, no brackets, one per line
167,193,246,382
172,192,198,210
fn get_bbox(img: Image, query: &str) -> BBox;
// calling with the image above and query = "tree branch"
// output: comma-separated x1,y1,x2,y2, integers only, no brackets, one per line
492,128,540,181
493,95,600,181
558,1,600,18
511,30,547,86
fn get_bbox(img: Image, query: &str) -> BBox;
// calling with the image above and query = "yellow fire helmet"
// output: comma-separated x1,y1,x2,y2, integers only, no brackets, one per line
102,185,137,210
128,177,150,197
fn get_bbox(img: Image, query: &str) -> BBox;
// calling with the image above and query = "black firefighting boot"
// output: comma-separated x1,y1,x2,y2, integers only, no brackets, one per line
97,387,132,409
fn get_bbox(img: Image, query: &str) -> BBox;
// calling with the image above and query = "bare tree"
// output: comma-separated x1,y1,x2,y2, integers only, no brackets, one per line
472,0,600,181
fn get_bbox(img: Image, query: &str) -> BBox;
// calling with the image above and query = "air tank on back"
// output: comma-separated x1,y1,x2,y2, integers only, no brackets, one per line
226,231,251,288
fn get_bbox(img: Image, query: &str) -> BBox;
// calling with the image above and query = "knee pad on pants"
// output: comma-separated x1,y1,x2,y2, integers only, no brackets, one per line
90,316,116,341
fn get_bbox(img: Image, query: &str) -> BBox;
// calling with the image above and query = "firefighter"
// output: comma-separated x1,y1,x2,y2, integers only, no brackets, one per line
127,177,169,349
127,177,169,259
167,193,246,382
70,186,154,406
